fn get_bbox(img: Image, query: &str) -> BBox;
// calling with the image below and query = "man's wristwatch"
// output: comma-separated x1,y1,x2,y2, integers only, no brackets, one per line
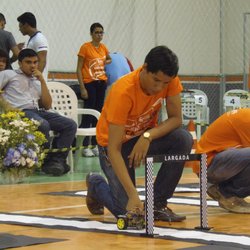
143,131,152,142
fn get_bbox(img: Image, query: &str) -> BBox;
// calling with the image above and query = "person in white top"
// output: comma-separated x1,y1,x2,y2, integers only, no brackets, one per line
17,12,49,81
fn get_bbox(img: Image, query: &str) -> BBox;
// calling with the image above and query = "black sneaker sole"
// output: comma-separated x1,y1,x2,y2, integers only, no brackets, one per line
50,165,64,176
154,213,186,222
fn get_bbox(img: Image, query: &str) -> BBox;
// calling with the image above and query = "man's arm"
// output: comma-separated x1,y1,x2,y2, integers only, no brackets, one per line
76,56,88,99
37,50,47,73
147,94,182,139
128,94,182,168
108,123,143,211
105,54,112,65
33,69,52,109
9,45,20,64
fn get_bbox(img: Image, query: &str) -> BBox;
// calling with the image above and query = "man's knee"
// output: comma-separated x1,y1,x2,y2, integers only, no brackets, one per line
68,119,77,134
172,128,193,151
60,117,77,135
38,119,50,138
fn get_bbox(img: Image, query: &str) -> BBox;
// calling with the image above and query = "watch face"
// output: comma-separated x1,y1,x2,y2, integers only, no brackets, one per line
144,132,150,138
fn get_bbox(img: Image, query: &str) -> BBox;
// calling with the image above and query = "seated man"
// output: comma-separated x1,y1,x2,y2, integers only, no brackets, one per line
85,46,193,222
196,108,250,213
0,48,77,176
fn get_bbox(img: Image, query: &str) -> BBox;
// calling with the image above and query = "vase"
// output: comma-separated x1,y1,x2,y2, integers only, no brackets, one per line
0,168,29,184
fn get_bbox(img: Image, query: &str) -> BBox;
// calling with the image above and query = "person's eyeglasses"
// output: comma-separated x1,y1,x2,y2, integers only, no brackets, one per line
94,31,104,35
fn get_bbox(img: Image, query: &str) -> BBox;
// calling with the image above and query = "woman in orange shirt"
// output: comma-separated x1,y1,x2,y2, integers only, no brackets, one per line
76,23,111,157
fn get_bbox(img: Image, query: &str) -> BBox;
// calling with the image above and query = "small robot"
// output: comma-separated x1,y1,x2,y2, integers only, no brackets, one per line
117,208,145,230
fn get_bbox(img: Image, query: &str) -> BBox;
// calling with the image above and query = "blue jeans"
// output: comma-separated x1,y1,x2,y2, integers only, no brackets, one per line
24,109,77,159
208,148,250,198
88,128,193,217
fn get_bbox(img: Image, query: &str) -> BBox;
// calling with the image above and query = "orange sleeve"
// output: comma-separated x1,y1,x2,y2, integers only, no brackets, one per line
77,43,87,58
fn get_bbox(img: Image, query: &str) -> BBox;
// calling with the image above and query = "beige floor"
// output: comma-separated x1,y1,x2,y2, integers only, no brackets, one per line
0,168,250,249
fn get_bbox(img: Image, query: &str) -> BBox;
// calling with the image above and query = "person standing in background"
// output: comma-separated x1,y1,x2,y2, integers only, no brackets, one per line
105,52,133,94
76,22,111,157
0,13,21,67
17,12,49,81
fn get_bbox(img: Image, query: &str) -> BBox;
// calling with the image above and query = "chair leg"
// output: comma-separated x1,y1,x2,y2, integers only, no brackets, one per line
74,136,84,171
67,151,74,173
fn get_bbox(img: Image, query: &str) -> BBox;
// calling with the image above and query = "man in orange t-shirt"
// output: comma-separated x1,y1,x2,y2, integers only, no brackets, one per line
85,46,193,222
196,108,250,213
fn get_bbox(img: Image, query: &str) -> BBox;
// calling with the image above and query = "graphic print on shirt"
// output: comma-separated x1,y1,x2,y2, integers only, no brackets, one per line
125,98,163,140
88,57,106,80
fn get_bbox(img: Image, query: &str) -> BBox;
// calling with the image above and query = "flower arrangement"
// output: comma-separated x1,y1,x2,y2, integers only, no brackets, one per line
0,111,47,180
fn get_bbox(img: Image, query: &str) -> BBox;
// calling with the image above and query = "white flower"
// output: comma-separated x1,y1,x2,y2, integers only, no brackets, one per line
30,119,40,126
26,158,35,167
0,128,11,136
20,157,26,166
0,128,11,145
9,120,29,128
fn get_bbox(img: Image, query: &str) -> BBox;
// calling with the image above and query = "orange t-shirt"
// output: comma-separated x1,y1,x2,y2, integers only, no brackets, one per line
196,108,250,166
96,67,183,146
78,42,109,83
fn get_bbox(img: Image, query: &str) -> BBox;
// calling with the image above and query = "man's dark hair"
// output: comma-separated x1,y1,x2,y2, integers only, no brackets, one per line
144,45,179,77
0,13,6,23
18,48,37,62
90,23,104,33
17,12,36,28
0,49,10,69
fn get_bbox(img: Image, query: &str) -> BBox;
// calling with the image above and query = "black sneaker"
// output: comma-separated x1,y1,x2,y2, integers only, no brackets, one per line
62,161,70,174
86,173,104,215
42,159,64,176
154,206,186,222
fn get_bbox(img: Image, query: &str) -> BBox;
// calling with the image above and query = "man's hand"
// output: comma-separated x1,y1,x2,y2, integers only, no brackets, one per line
126,192,144,211
17,42,25,50
80,85,88,99
128,135,150,168
32,69,43,81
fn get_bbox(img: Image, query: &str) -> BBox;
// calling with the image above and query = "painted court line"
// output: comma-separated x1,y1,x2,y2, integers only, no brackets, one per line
0,213,249,248
13,205,86,214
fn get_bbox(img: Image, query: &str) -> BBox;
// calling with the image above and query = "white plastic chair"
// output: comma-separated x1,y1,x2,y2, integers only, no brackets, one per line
47,81,100,172
223,89,250,112
181,89,210,139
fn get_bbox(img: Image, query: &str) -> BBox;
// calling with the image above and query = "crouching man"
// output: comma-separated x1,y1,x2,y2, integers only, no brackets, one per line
85,46,193,222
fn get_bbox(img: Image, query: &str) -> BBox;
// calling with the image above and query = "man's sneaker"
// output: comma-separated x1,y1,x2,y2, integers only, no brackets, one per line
82,147,95,157
207,185,250,213
42,159,64,176
86,173,104,215
154,206,186,222
62,161,71,174
91,146,99,156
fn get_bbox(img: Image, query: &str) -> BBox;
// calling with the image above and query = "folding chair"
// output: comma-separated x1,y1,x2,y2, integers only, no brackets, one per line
47,81,100,172
223,89,250,112
181,89,210,139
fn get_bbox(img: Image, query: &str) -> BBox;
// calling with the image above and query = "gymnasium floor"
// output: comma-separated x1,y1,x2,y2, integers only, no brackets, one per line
0,156,250,249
